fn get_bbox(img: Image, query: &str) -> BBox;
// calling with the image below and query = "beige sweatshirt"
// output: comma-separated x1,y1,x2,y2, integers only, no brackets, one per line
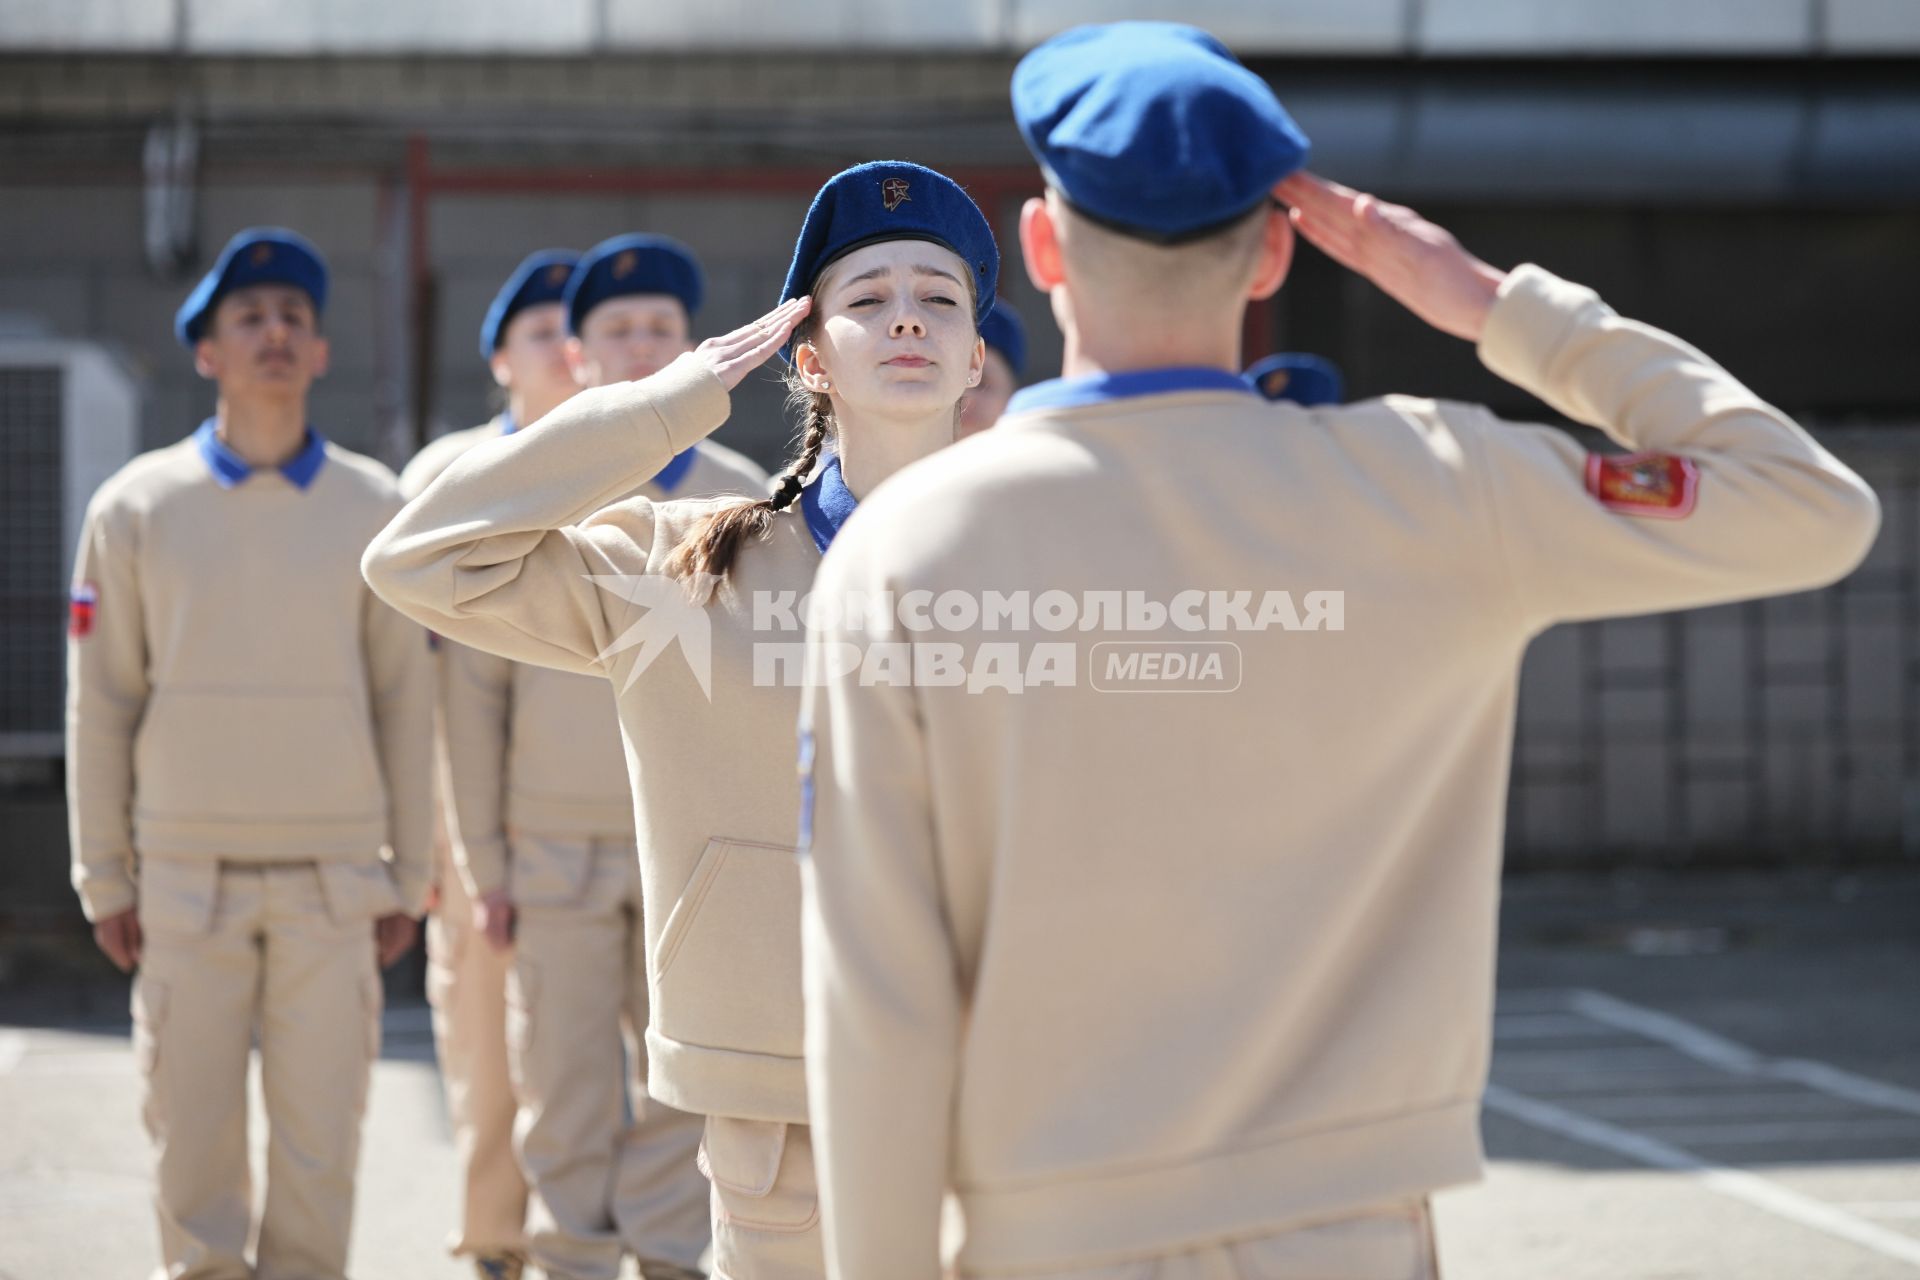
400,413,770,898
796,265,1882,1277
68,434,436,922
364,361,820,1123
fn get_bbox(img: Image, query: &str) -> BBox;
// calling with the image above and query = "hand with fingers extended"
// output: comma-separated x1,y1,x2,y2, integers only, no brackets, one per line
1276,172,1507,344
695,296,813,391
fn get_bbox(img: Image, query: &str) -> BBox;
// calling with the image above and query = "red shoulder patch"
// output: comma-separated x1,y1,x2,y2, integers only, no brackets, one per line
69,583,98,638
1585,452,1699,519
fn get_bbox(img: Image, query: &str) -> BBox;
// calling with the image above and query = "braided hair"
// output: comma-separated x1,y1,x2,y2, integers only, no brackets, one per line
665,321,833,599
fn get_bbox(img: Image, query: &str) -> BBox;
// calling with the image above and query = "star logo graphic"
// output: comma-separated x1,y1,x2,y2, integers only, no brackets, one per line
587,572,717,699
881,177,911,211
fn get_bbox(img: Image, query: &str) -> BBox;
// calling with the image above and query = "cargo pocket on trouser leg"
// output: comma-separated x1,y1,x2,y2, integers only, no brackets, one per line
700,1117,822,1280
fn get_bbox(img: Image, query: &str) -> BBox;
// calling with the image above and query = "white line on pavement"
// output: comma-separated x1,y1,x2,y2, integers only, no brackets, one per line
1569,989,1920,1119
1484,1084,1920,1268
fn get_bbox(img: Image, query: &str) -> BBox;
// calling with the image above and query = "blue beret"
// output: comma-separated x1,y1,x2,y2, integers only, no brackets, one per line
778,161,999,358
978,298,1027,378
480,249,580,360
1246,353,1344,407
565,234,703,336
174,227,329,348
1012,22,1309,243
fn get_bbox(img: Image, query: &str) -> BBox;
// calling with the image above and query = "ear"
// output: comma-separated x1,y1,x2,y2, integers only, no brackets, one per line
965,334,986,388
488,349,514,391
1246,207,1294,303
792,340,832,394
193,338,220,381
1019,196,1066,294
563,336,590,387
311,335,331,380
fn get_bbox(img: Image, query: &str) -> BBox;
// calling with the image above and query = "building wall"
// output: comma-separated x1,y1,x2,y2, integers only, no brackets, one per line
6,0,1920,56
4,35,1920,929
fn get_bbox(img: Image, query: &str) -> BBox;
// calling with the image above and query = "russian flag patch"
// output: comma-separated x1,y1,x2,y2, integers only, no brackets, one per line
69,583,98,638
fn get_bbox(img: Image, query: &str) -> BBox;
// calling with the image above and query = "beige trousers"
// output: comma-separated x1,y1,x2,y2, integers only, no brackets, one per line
700,1118,825,1280
964,1200,1440,1280
506,835,709,1280
132,856,393,1280
426,848,529,1256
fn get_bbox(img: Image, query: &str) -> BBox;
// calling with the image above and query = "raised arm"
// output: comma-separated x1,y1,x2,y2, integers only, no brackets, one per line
1279,173,1880,629
361,298,810,673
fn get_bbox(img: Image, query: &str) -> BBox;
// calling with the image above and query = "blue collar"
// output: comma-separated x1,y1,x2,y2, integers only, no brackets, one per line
500,410,517,436
800,454,857,554
194,419,327,490
651,446,698,496
1004,366,1257,417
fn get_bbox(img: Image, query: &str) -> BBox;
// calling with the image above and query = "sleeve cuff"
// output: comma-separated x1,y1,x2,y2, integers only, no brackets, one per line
1476,263,1609,401
646,351,734,456
76,870,137,923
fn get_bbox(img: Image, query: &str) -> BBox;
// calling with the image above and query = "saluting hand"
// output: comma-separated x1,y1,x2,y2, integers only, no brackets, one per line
1276,172,1507,344
694,296,813,391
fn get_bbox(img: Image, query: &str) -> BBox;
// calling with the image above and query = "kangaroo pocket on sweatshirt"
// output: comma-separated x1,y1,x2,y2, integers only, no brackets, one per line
651,837,804,1061
133,686,385,824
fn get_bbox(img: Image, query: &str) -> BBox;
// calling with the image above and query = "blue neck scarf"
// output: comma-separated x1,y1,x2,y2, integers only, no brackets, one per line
651,446,699,496
800,454,858,554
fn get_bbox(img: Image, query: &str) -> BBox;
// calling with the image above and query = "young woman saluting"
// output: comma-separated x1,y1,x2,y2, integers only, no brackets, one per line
364,160,996,1280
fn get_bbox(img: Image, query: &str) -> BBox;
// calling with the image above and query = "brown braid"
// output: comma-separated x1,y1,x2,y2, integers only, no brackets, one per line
665,332,833,599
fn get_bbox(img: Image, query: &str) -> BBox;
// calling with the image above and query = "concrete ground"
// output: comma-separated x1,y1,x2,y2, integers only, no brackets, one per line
1,869,1916,1280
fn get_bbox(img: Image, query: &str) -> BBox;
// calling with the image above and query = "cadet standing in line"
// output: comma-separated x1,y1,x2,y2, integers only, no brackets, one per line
427,234,770,1280
67,227,433,1280
956,297,1027,438
363,161,998,1280
797,22,1880,1280
400,248,584,1280
1245,350,1344,406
